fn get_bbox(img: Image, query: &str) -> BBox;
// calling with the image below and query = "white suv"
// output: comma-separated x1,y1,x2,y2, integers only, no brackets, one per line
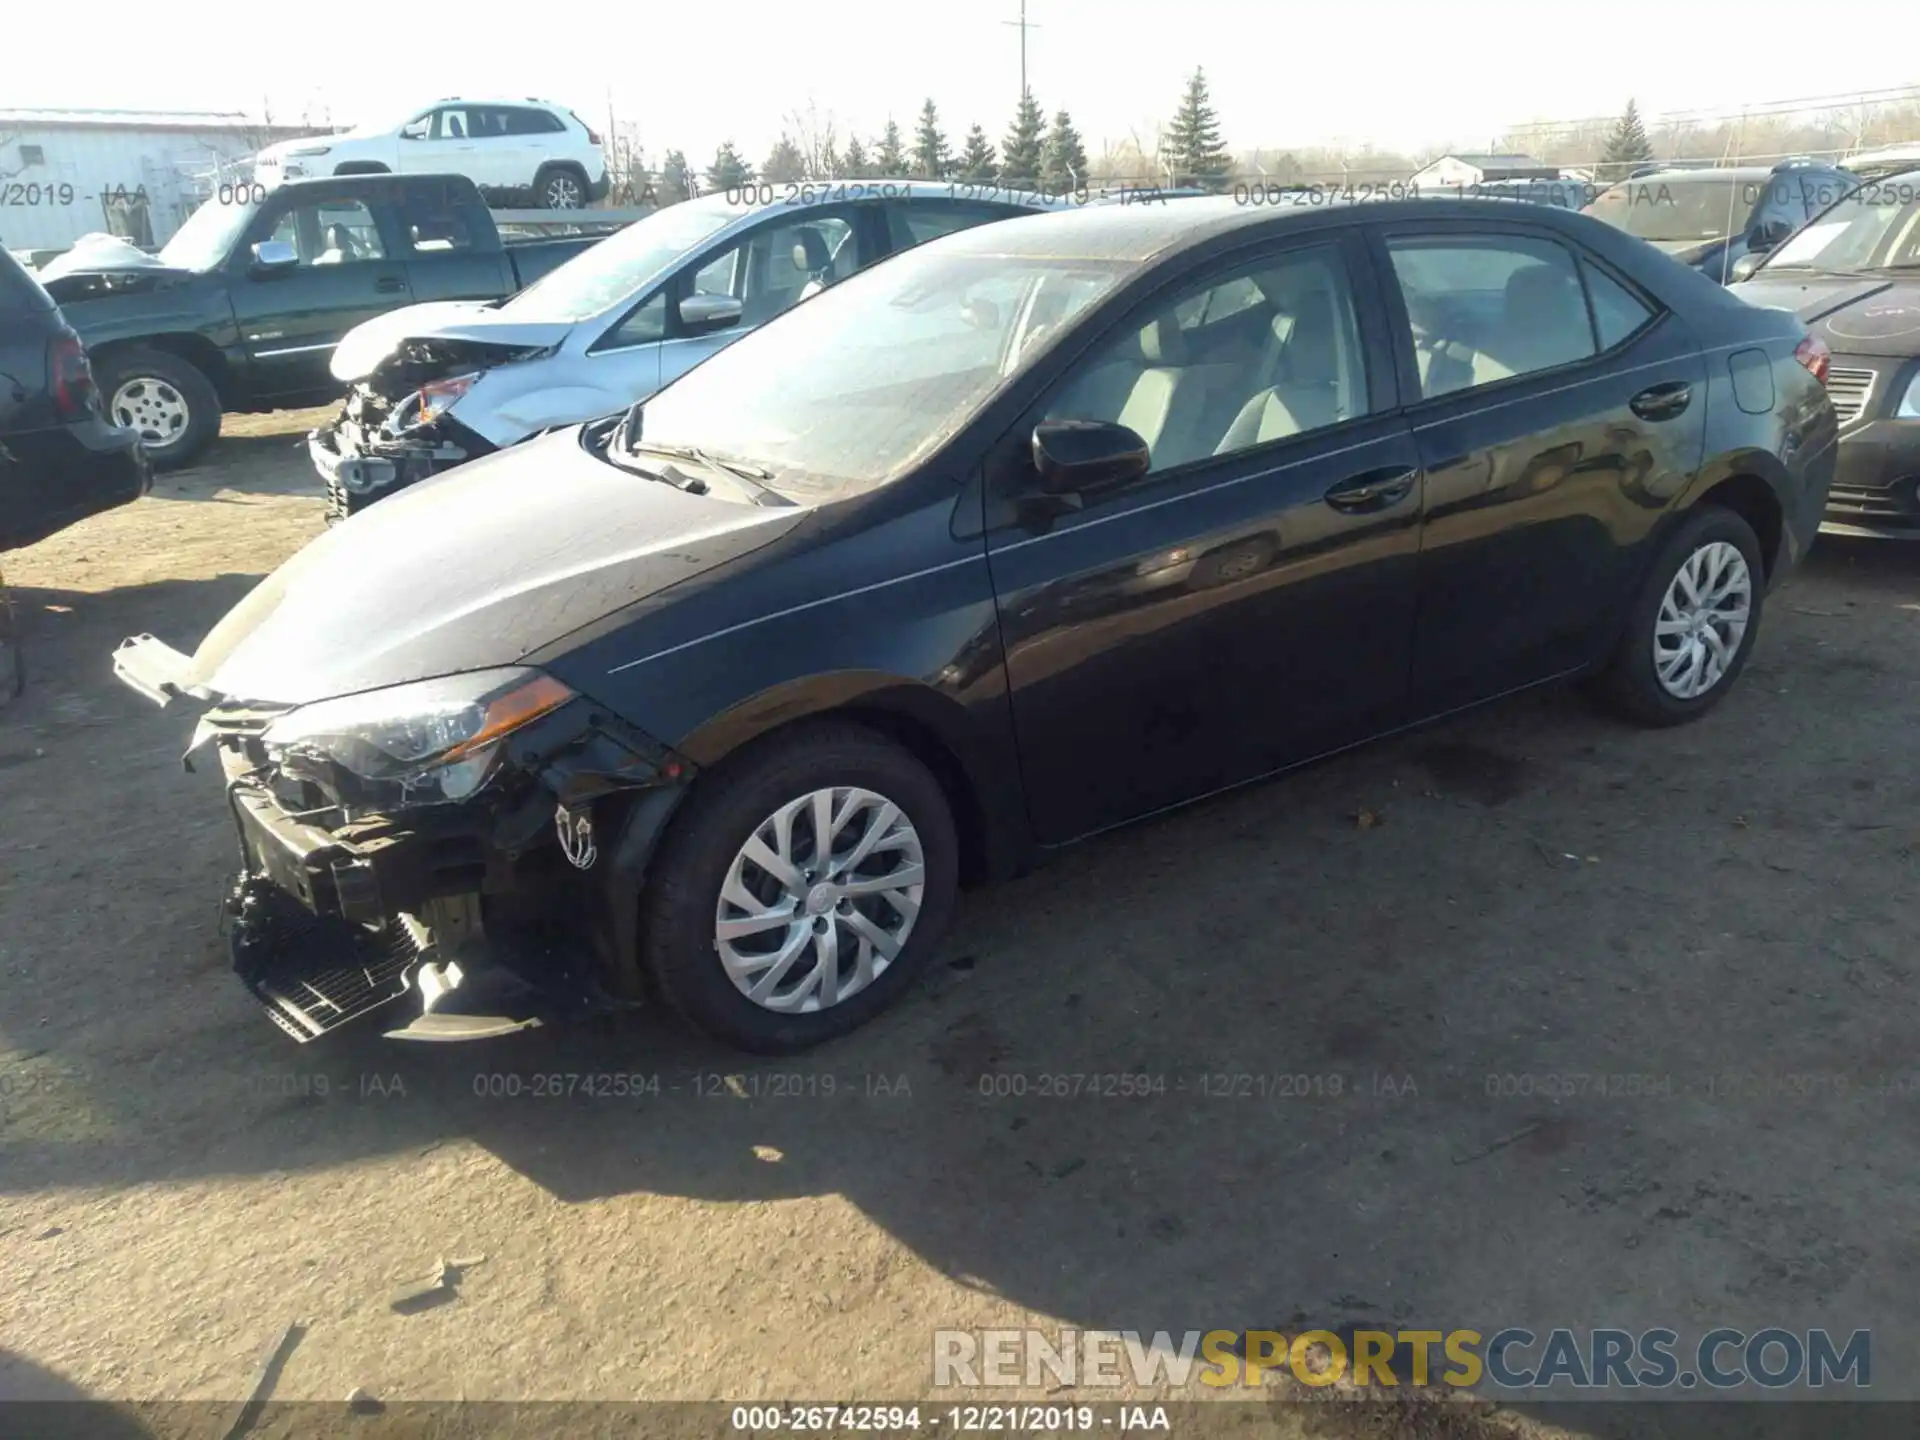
255,99,609,208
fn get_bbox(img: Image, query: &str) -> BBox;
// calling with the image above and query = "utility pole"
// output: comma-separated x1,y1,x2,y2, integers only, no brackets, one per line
1002,0,1040,103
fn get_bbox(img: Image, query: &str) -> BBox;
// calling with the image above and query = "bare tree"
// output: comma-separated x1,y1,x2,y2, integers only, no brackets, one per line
784,99,842,179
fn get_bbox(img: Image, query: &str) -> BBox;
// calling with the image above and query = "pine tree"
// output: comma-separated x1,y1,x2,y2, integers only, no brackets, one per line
1000,90,1046,188
762,135,806,183
659,149,695,203
842,136,872,178
1599,99,1656,181
704,142,753,190
956,125,998,181
818,139,842,180
1041,110,1088,191
912,99,951,179
874,119,907,176
1165,68,1231,190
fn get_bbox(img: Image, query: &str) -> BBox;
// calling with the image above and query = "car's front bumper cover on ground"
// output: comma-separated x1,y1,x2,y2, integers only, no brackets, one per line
113,636,695,1043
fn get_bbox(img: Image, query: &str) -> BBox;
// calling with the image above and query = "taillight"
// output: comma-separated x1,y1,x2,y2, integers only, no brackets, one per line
49,332,99,421
1794,335,1831,386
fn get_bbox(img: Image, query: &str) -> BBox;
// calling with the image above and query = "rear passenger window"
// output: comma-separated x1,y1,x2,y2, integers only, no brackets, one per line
886,202,1014,250
1043,244,1369,475
1582,260,1655,350
1387,235,1596,399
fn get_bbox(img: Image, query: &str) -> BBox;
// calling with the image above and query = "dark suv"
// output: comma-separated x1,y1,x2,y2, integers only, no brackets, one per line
1584,160,1857,284
0,247,149,552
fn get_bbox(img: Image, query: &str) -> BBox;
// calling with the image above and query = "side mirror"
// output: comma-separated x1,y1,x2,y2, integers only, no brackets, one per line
1728,252,1766,284
679,292,743,335
1031,419,1150,497
250,239,298,272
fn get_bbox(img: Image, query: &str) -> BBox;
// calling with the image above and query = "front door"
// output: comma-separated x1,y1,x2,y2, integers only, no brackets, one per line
1371,221,1708,711
984,232,1425,843
229,193,411,403
652,204,880,390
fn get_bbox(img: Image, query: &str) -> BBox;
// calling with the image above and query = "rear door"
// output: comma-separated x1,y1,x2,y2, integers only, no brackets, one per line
393,179,515,302
1370,218,1708,712
228,191,411,402
985,230,1425,842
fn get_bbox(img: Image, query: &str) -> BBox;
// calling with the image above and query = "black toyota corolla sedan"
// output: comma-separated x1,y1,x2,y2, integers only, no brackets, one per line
114,196,1836,1053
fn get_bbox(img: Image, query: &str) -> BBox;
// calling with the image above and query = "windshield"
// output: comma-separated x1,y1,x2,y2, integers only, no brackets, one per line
623,242,1132,502
1586,177,1763,243
158,193,262,271
1763,176,1920,273
502,196,743,323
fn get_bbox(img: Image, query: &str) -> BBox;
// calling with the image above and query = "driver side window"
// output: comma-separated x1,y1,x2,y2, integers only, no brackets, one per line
1043,243,1368,475
266,200,386,266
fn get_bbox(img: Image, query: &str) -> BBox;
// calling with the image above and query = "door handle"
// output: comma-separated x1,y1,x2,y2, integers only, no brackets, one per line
374,275,407,294
1630,380,1692,421
1324,465,1417,513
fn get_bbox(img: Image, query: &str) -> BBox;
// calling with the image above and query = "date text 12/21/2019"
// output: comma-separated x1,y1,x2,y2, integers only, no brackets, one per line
729,1404,1172,1432
2,183,150,208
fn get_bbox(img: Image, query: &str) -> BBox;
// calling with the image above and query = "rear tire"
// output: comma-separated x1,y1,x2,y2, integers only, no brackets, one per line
639,721,959,1054
1590,506,1765,727
97,347,220,471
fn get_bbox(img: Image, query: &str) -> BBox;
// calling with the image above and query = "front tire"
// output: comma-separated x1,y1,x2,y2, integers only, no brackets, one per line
640,721,959,1054
534,164,587,210
1591,505,1765,727
97,347,220,471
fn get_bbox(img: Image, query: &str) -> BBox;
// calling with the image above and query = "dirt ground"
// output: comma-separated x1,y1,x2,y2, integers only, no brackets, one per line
2,413,1917,1437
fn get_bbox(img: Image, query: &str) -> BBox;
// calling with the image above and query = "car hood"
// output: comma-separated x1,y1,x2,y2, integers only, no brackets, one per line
176,430,803,708
1730,273,1920,357
330,301,576,381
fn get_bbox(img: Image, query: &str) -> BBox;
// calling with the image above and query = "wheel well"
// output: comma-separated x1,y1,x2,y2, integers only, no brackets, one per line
537,161,589,183
697,705,995,889
332,161,390,175
92,335,231,406
1696,474,1783,576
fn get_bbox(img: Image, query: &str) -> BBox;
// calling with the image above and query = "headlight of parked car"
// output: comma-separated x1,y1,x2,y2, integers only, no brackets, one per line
1897,370,1920,419
261,667,575,807
412,372,481,428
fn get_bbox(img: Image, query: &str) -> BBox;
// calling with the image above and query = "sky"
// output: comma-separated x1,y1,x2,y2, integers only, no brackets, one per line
11,0,1920,167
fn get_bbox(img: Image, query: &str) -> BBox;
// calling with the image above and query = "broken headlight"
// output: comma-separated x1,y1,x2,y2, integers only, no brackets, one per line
261,667,575,808
412,372,481,428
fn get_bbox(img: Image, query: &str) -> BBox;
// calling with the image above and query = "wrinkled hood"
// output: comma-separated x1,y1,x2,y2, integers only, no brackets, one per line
37,234,180,282
1730,273,1920,357
330,301,576,381
178,429,803,707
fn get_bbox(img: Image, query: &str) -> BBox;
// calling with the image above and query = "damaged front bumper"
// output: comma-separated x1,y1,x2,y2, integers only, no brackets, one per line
310,397,495,524
122,641,694,1043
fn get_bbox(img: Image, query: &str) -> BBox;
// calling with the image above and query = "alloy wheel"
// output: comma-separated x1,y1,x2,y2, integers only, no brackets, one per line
1653,540,1752,700
714,787,926,1013
543,174,584,208
110,377,190,451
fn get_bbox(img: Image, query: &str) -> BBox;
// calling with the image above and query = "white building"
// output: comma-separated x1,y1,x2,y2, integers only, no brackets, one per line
1409,153,1561,191
0,108,327,254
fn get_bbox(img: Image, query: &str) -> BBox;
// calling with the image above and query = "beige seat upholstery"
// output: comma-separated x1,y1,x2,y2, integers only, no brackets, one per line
793,227,835,302
1213,287,1352,451
1414,262,1590,397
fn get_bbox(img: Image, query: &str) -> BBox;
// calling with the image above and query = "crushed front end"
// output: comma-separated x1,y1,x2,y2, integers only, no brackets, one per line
116,644,693,1043
310,335,547,522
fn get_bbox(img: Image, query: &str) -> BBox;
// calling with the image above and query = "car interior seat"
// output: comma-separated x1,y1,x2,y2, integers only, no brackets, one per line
313,222,356,265
446,114,466,139
792,227,835,301
1213,282,1355,452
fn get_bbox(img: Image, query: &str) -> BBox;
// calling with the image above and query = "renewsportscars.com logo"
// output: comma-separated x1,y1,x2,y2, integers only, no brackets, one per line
933,1327,1872,1392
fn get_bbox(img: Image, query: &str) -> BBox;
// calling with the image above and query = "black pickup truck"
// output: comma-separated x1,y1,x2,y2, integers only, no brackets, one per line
39,173,608,469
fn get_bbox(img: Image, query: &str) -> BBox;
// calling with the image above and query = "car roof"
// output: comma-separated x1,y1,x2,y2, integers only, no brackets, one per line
923,194,1597,265
678,178,1080,222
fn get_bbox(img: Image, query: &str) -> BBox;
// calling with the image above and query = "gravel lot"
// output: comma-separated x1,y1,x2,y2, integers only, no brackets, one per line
2,413,1917,1437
